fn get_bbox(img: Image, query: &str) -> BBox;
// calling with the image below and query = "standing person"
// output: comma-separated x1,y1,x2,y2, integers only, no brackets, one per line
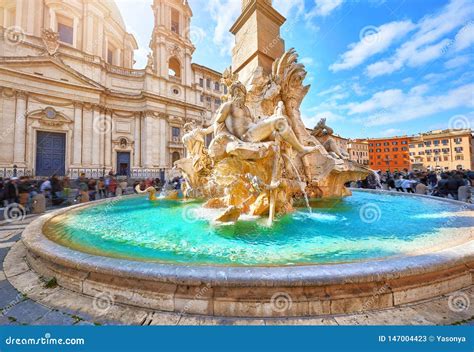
50,174,64,205
0,179,5,207
78,173,89,203
394,175,404,192
62,176,71,201
17,177,30,209
401,177,415,193
88,179,97,201
108,177,117,197
6,177,19,204
97,178,106,199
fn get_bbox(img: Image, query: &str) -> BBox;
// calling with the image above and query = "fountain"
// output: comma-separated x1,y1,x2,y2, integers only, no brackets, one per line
174,50,369,225
17,0,474,319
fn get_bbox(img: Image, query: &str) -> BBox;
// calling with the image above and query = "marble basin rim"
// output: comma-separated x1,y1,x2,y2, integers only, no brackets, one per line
20,193,474,317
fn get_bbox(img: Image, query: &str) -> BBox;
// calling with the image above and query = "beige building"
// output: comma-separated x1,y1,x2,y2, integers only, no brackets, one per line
0,0,221,179
409,129,474,171
347,139,369,166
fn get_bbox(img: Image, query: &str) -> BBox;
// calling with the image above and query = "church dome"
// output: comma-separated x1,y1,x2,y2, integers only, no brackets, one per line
104,0,127,30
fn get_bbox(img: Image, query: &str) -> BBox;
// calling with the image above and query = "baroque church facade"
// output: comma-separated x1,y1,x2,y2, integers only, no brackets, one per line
0,0,223,179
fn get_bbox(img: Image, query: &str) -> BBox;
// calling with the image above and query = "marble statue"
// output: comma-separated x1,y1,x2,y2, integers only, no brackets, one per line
173,48,370,224
311,118,350,160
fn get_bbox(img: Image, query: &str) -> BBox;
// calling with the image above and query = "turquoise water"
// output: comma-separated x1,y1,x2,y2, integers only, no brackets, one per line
45,191,473,266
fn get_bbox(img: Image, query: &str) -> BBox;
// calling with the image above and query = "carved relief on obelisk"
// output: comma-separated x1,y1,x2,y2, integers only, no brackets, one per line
231,0,286,86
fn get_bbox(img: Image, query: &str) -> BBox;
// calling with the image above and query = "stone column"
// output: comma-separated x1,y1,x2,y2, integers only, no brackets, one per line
159,117,167,167
133,113,141,167
13,91,27,166
82,106,92,166
104,110,112,168
99,109,105,166
91,106,100,166
72,102,83,165
141,113,150,167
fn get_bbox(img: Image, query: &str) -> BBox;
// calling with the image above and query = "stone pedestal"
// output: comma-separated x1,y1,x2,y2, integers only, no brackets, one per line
231,0,285,86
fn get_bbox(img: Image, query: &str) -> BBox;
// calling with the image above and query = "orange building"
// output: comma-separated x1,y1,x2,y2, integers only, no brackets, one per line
368,136,412,172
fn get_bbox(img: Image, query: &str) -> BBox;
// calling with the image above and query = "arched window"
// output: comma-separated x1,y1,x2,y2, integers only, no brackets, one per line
172,152,181,165
168,57,181,78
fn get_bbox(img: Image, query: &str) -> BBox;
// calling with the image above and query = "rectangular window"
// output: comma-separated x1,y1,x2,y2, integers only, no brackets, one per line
171,9,180,34
199,78,204,87
393,148,399,152
200,95,204,102
215,98,221,107
392,141,398,145
57,15,74,45
172,127,180,138
214,82,220,91
107,48,114,65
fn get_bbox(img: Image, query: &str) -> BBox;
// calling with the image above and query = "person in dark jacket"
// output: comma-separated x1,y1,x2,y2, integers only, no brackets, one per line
5,177,19,204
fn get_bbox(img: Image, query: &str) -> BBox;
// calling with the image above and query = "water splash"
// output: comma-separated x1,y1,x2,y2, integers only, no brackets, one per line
283,154,312,213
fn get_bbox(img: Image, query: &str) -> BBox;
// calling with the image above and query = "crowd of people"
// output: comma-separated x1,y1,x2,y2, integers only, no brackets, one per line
0,171,187,215
354,169,474,202
1,168,472,219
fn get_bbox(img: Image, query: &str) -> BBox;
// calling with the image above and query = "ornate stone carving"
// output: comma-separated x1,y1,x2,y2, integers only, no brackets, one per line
168,44,182,58
41,29,60,56
174,48,370,225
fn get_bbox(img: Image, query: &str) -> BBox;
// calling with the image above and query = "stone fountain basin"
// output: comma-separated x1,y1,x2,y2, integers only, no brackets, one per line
22,194,474,318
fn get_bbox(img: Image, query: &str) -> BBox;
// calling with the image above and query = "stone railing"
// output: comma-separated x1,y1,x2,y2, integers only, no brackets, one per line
68,168,111,179
0,167,33,178
105,63,145,77
130,168,167,179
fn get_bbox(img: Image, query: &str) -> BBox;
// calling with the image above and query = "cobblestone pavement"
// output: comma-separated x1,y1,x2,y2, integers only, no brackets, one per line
0,211,473,326
0,213,101,326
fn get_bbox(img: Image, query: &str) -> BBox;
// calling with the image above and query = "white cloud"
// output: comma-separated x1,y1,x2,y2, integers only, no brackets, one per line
330,20,415,72
444,55,471,69
380,128,403,137
274,0,305,17
318,84,343,96
454,21,474,52
306,0,343,19
349,83,474,126
207,0,241,56
366,0,474,78
303,111,345,128
300,57,315,66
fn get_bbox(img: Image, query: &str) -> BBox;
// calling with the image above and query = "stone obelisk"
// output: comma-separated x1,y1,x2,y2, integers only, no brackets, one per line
230,0,286,86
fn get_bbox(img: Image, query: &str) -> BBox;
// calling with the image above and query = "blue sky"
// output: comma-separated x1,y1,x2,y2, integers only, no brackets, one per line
116,0,474,139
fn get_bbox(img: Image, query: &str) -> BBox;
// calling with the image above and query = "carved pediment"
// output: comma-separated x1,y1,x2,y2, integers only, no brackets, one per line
0,57,104,90
27,107,73,126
